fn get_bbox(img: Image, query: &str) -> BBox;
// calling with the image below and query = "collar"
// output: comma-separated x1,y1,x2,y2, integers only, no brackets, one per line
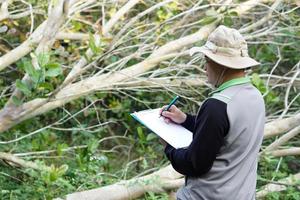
209,76,251,95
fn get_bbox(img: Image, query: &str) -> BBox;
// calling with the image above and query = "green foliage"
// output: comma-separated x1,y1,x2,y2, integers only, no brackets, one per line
143,191,168,200
155,1,180,22
199,16,219,26
41,164,68,184
16,79,31,96
221,10,238,27
44,63,62,77
251,73,280,106
89,33,102,55
0,1,299,200
12,52,63,105
265,187,300,200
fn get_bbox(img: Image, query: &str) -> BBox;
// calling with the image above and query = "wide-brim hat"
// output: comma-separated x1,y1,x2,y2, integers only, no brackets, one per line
190,25,260,69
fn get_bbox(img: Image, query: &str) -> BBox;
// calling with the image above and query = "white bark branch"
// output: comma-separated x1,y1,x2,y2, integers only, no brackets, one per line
264,126,300,152
55,32,89,40
0,0,79,71
270,147,300,157
63,0,140,85
264,113,300,138
0,151,50,171
66,165,184,200
102,0,140,36
256,173,300,198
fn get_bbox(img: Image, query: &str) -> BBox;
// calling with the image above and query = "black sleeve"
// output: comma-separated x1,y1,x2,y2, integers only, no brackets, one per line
181,114,196,132
164,98,229,177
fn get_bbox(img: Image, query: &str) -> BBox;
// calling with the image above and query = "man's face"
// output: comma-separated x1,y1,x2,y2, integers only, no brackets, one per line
204,56,224,86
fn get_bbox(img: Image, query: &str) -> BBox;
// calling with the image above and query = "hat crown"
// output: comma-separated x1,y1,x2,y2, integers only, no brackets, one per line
206,25,248,57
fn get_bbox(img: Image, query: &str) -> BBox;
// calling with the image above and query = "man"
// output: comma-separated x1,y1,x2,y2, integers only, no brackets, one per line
160,25,265,200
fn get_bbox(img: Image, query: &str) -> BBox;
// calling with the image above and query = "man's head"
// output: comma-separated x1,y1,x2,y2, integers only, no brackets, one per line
204,56,245,87
190,25,260,87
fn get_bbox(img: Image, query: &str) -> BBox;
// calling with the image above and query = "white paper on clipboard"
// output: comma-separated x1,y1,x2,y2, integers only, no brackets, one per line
131,108,193,149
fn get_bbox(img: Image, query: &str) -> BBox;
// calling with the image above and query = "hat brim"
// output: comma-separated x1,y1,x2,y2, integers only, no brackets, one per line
189,46,260,69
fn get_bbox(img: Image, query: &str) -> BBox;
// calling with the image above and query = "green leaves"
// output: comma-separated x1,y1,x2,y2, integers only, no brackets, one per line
36,53,62,78
16,79,31,96
12,96,22,106
89,33,103,55
87,139,99,154
23,60,40,83
137,126,146,142
222,10,238,27
42,164,69,184
13,54,63,104
37,53,50,68
199,16,219,26
251,73,280,104
45,62,62,77
146,133,157,141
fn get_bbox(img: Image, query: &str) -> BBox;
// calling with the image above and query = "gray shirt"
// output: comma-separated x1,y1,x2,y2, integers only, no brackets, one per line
176,83,265,200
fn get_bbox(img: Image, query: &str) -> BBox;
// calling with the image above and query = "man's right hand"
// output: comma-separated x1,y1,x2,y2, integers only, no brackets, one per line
159,105,187,124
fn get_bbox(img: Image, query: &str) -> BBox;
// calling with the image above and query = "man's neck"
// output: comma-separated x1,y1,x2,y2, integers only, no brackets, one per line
221,70,245,85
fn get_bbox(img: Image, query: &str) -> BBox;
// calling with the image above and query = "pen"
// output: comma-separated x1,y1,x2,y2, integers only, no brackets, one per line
160,96,179,118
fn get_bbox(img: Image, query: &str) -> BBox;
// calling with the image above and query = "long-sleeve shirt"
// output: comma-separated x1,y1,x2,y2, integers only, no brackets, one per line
165,80,265,200
164,98,229,177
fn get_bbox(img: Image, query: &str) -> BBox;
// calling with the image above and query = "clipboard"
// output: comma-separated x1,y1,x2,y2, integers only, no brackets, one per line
131,108,192,149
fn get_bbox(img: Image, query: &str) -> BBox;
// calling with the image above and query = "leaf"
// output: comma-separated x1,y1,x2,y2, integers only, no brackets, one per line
38,82,54,91
72,20,83,31
44,62,60,69
16,79,31,96
229,11,238,16
89,33,100,54
37,53,50,68
199,16,218,25
110,56,119,63
223,16,233,27
12,96,22,106
142,158,148,169
87,139,99,154
57,143,68,156
23,60,40,84
57,164,68,176
45,63,62,77
49,171,58,182
146,133,157,141
23,60,35,75
137,127,146,142
38,68,46,83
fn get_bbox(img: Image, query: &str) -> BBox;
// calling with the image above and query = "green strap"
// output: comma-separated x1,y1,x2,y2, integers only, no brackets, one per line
209,77,251,96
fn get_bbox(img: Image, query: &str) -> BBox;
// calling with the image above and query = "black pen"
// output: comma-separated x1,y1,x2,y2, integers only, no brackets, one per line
159,96,179,118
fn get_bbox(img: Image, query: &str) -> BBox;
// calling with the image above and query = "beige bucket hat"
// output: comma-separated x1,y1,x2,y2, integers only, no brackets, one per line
190,25,260,69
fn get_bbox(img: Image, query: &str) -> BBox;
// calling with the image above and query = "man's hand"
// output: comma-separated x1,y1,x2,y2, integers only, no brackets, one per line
159,105,187,124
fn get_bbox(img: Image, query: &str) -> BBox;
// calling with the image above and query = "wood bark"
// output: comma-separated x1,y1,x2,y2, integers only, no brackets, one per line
66,165,183,200
256,173,300,198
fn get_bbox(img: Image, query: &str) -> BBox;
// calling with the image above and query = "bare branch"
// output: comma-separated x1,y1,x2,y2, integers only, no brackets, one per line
264,126,300,152
256,173,300,198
